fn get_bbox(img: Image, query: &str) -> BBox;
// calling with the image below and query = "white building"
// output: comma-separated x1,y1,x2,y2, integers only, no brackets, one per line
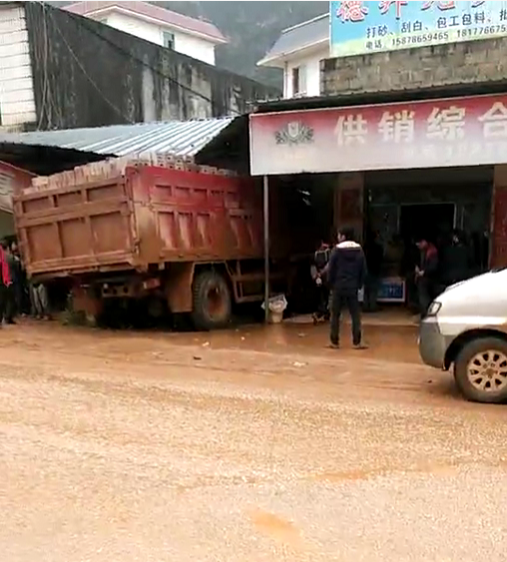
64,1,227,66
257,14,329,99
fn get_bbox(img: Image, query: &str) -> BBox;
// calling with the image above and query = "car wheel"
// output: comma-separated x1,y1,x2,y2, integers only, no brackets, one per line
454,337,507,403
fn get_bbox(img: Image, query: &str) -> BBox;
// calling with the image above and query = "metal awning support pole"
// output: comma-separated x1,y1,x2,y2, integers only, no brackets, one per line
263,175,270,323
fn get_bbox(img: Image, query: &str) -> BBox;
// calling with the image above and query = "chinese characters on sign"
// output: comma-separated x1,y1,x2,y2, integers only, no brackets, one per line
330,1,507,58
336,1,369,22
334,114,368,145
249,94,507,176
426,106,466,140
332,97,507,167
334,99,507,158
478,102,507,138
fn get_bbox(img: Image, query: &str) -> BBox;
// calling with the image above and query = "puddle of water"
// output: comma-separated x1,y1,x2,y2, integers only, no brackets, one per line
168,322,420,364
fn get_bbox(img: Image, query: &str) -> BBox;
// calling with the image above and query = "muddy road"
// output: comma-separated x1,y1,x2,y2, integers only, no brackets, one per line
1,321,507,561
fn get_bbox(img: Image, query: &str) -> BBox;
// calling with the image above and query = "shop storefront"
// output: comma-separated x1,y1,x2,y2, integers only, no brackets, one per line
248,92,507,307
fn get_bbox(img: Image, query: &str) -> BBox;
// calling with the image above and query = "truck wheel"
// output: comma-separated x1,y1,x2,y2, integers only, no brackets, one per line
454,337,507,403
191,270,232,331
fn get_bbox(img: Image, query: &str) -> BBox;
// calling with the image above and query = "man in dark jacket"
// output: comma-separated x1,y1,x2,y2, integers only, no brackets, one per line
311,241,331,323
327,228,368,349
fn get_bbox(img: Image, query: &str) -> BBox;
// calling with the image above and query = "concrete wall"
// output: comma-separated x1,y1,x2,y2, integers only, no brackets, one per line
22,3,279,130
0,4,36,131
322,38,507,96
104,11,216,65
284,47,327,98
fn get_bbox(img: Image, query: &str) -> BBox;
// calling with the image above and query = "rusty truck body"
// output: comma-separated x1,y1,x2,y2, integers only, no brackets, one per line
13,159,292,329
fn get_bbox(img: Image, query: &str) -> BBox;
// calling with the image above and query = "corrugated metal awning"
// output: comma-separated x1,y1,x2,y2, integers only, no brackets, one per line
0,118,235,158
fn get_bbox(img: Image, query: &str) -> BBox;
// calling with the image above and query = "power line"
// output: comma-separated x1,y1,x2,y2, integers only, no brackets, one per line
49,10,135,124
66,8,242,117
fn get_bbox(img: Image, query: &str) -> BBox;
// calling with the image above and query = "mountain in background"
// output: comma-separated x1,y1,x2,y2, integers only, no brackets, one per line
161,2,328,87
49,1,328,87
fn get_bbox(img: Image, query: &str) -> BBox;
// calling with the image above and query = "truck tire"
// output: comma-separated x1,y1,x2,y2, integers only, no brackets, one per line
454,337,507,403
191,270,232,331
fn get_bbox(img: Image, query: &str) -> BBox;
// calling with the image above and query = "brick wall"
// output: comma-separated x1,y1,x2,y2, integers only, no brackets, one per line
322,38,507,96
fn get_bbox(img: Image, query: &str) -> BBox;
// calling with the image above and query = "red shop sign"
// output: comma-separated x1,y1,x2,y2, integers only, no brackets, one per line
249,93,507,176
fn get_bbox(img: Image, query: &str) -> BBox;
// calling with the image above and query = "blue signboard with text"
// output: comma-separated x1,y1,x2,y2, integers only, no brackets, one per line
330,1,507,58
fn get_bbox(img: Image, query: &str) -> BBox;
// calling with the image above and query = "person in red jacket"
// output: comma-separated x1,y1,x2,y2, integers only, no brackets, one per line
0,241,11,326
415,237,439,318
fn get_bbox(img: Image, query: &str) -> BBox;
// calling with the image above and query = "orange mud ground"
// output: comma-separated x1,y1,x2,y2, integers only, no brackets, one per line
1,318,506,561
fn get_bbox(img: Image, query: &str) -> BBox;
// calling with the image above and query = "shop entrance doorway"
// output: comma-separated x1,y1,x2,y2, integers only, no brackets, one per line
399,203,456,245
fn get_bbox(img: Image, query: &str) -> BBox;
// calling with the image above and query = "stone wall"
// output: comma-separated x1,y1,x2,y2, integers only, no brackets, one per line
322,38,507,96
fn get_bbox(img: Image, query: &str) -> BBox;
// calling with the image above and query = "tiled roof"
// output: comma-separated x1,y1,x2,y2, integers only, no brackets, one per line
259,13,329,64
64,1,227,43
0,118,235,158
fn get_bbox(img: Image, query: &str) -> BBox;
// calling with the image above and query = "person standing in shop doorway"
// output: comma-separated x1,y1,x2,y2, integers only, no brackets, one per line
441,230,470,288
364,229,384,312
311,240,331,323
415,236,439,318
327,228,368,350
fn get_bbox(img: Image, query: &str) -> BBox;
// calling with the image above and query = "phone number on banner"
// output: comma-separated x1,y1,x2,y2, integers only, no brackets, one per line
387,24,507,49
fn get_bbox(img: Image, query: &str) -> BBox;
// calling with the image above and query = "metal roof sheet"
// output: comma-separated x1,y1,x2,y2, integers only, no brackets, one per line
260,14,329,63
0,118,235,158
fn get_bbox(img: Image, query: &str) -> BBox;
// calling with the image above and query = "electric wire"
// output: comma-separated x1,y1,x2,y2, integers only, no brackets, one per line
48,9,136,124
63,6,243,116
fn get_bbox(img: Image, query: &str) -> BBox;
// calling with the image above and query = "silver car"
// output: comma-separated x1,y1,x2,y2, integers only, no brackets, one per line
419,269,507,403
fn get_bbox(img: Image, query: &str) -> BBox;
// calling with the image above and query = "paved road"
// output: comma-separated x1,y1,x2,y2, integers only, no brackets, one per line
1,321,507,561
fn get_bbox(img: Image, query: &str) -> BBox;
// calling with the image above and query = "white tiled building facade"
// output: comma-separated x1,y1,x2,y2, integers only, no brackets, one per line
0,4,37,129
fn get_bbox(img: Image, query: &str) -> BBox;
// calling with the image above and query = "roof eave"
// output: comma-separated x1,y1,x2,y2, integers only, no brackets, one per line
77,4,227,44
257,38,328,67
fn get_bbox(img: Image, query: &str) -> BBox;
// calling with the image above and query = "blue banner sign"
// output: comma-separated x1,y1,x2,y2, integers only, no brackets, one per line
330,1,507,57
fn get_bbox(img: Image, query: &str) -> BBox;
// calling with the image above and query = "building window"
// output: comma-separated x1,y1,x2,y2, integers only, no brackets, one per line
291,65,307,97
163,31,175,50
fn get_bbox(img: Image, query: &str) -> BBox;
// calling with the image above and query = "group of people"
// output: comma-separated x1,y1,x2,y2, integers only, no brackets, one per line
310,227,475,348
0,240,49,327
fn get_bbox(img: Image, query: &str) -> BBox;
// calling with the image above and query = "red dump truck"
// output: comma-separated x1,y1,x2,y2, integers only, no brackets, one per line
13,159,293,329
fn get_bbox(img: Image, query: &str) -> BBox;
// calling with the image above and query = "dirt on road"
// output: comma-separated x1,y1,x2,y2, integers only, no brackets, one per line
1,320,507,562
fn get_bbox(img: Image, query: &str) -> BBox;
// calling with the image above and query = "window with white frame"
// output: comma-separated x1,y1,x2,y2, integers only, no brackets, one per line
291,65,307,97
163,31,175,50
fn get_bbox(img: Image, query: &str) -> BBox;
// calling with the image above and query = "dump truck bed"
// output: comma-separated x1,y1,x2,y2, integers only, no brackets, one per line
14,162,264,278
